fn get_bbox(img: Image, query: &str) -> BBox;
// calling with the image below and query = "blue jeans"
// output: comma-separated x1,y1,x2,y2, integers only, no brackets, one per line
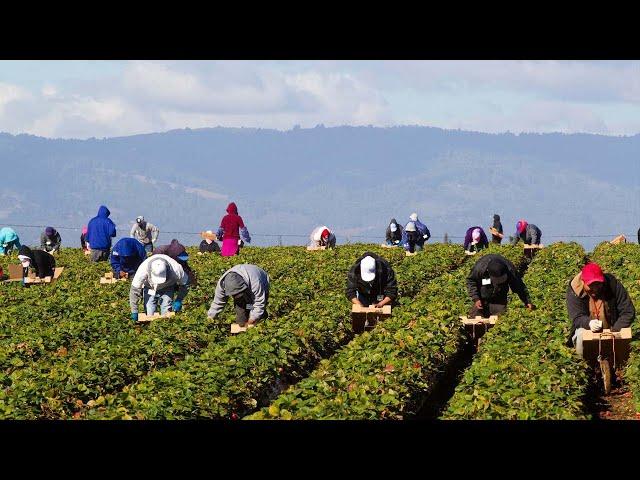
144,286,176,316
144,243,154,254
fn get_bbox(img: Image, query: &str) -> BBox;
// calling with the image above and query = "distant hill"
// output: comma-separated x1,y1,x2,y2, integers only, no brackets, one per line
1,125,639,250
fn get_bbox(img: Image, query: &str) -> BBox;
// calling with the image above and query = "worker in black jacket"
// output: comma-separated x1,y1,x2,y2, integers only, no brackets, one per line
17,245,56,279
466,253,533,317
566,262,635,357
346,252,398,308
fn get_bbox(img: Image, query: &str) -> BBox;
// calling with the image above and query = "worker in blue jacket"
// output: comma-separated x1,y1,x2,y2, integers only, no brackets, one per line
86,205,117,262
110,237,147,279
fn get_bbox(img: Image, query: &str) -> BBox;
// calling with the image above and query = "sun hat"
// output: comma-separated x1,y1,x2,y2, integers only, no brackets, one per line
360,256,376,282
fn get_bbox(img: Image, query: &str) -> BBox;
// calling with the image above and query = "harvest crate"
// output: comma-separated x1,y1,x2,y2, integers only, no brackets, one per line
523,244,544,259
24,267,65,284
405,251,417,256
306,245,327,251
137,311,176,323
582,328,632,367
230,322,256,334
1,264,24,283
459,315,498,340
100,272,128,284
351,304,392,334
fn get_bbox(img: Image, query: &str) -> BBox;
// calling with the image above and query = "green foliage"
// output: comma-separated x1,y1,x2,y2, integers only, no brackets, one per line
443,242,590,419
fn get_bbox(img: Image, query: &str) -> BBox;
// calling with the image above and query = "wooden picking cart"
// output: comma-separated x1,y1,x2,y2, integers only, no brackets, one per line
351,304,392,334
459,315,498,351
582,328,632,395
523,244,544,260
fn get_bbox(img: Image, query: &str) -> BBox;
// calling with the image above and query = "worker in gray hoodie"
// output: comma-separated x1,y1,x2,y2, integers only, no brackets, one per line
207,264,270,327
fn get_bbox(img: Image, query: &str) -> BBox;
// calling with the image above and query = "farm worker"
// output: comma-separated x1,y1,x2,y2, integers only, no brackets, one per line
199,230,220,254
510,220,542,246
464,226,489,253
402,222,421,253
566,262,635,357
18,245,56,279
129,254,190,322
40,226,62,254
153,239,197,285
130,216,160,254
403,213,430,251
637,227,640,245
217,202,251,257
491,214,503,244
0,227,21,255
385,218,403,246
346,252,398,308
110,237,147,279
466,253,534,318
86,205,117,262
80,226,90,254
309,226,336,249
207,264,270,328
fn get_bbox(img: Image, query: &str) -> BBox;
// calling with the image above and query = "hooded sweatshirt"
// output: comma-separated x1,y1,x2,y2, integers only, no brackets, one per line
464,226,489,251
466,254,530,306
129,254,190,313
345,251,398,305
309,226,337,248
208,264,270,322
566,272,635,344
110,237,147,277
152,239,197,285
40,229,62,252
86,206,117,250
217,202,251,243
18,245,55,278
0,227,21,254
385,218,403,243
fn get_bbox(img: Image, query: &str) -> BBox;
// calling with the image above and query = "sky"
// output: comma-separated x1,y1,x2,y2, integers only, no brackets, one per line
1,60,639,139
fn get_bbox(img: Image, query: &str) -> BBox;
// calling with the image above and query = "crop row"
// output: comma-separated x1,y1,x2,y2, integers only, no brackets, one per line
248,244,528,419
589,242,640,414
83,243,466,419
0,245,407,418
443,242,589,419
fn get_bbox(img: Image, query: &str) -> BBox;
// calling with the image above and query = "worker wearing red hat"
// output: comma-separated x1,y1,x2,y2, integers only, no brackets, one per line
566,262,636,356
309,225,336,249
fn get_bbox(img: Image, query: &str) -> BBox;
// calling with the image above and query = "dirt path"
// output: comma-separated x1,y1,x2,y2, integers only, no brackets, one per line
588,372,640,420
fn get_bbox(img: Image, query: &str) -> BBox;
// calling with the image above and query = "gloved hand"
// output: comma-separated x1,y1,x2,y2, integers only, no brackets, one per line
589,319,603,332
173,300,182,312
423,235,429,240
131,312,139,322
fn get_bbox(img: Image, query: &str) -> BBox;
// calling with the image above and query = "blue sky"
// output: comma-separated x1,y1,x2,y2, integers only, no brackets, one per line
1,60,639,139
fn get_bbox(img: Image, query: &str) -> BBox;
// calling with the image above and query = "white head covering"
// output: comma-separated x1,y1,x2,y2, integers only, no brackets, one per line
150,259,167,285
472,228,481,242
313,226,328,242
409,213,418,222
405,222,417,232
18,255,30,267
360,256,376,282
390,223,397,232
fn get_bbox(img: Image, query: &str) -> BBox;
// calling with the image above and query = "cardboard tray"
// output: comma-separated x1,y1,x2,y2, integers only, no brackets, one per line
137,311,176,323
582,328,632,365
230,323,256,334
459,315,498,326
489,227,504,239
405,251,417,256
306,245,327,251
523,244,544,249
100,272,128,284
23,267,64,284
1,264,24,283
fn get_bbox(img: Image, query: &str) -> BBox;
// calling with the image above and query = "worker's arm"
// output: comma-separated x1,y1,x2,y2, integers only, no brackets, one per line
530,226,540,245
240,227,251,244
611,280,636,331
382,266,398,303
345,268,362,305
466,267,481,303
508,272,532,306
150,223,160,244
423,225,431,241
110,250,121,277
207,281,228,318
566,283,592,331
248,277,268,322
109,219,117,238
129,268,147,313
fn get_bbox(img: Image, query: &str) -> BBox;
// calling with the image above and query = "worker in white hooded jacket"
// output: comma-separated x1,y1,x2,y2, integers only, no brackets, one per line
308,226,336,249
129,254,190,322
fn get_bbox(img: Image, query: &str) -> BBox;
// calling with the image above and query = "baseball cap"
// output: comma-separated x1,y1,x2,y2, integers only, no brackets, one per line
150,259,167,284
581,263,605,285
360,256,376,282
136,216,145,224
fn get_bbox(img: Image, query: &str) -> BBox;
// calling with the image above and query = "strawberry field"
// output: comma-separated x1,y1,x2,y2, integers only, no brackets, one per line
1,241,639,420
